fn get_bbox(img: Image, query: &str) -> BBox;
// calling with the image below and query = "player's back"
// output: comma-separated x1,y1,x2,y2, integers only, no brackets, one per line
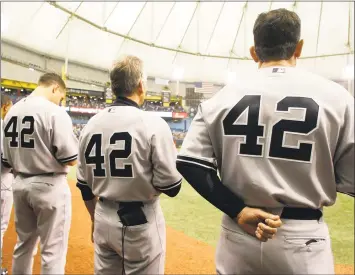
79,103,170,202
201,67,353,208
2,96,73,175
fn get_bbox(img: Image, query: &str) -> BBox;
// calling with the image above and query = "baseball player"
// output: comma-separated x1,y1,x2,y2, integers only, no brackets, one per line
1,73,78,275
1,94,14,274
177,8,354,275
76,55,182,275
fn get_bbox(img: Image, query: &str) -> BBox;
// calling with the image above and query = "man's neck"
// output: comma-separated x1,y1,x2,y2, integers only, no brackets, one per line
126,94,141,106
259,59,296,69
31,87,50,101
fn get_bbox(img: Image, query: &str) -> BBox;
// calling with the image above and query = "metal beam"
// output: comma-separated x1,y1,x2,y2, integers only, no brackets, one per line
104,2,119,26
227,1,248,67
268,1,273,11
292,1,298,11
172,1,200,63
115,2,148,57
154,2,176,44
15,2,45,39
204,2,225,54
56,2,83,39
315,1,323,56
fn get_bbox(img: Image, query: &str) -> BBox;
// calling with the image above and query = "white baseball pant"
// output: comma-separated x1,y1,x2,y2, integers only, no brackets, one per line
216,213,334,274
11,174,71,275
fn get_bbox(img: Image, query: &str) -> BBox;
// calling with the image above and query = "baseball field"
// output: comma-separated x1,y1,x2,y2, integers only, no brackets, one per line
2,166,354,274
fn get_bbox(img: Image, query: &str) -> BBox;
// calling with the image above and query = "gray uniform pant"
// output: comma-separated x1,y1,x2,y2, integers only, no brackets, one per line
1,188,13,251
94,198,166,275
12,174,71,275
216,214,334,274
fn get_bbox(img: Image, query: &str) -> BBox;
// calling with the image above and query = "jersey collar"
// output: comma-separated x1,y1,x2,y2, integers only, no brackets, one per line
111,96,140,109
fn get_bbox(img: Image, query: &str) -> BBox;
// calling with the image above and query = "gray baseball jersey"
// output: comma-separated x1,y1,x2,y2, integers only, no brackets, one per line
2,95,78,174
178,67,354,209
76,103,182,202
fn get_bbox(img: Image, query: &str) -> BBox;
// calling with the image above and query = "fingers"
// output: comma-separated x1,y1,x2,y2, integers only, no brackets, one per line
258,222,278,235
265,218,282,228
256,226,275,240
256,210,280,222
255,230,268,242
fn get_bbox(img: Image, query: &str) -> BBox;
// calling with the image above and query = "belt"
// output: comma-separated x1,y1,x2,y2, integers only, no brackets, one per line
17,172,66,178
281,207,322,220
99,197,144,208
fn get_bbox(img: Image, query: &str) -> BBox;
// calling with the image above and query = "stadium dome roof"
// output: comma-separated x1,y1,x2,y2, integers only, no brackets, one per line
1,1,354,83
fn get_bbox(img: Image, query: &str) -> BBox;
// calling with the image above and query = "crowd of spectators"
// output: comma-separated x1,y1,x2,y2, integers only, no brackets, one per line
66,95,106,109
142,101,185,112
73,124,85,138
172,130,187,147
1,88,30,103
1,88,189,146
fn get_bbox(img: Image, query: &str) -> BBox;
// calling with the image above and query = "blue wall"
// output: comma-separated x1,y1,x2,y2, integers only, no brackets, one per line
167,118,193,132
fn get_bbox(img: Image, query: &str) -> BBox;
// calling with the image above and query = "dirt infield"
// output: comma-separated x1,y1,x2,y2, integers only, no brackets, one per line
2,180,354,274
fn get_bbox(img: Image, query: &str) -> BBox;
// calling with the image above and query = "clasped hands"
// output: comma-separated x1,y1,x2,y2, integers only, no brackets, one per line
236,206,282,242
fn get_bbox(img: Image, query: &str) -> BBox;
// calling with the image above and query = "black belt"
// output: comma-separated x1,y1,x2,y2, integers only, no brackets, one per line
99,197,144,208
281,207,322,220
18,172,66,178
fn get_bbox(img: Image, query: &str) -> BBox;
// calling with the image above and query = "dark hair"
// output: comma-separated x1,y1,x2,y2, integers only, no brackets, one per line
253,8,301,62
38,73,66,90
110,55,144,98
1,93,12,107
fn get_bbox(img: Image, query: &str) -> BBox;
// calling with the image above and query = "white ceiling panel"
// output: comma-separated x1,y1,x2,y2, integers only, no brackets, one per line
1,1,353,82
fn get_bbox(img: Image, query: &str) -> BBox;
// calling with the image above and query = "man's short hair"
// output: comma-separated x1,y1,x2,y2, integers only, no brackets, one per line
253,8,301,62
110,55,144,98
1,93,12,107
38,73,66,90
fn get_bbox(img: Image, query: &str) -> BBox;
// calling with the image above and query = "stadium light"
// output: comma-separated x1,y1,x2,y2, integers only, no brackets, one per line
226,71,237,85
343,64,354,80
172,66,184,80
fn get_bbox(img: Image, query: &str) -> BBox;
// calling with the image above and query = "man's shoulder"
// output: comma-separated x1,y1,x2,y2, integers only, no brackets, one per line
297,69,352,103
79,111,104,132
141,111,171,134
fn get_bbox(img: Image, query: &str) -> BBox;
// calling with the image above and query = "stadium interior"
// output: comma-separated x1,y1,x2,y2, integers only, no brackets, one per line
0,1,354,274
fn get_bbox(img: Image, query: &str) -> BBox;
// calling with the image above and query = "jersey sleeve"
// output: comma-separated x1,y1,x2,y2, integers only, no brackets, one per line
334,100,354,197
177,105,217,171
151,118,182,192
76,132,87,184
51,110,78,164
76,131,95,201
1,120,12,169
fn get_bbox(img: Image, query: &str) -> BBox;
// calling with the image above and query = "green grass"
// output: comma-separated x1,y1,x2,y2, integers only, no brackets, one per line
68,167,354,265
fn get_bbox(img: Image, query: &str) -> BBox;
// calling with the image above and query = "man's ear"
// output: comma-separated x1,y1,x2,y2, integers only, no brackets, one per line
250,46,259,63
294,39,304,59
137,80,144,96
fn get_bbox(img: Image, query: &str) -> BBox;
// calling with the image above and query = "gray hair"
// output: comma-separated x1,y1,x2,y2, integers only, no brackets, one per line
110,55,144,98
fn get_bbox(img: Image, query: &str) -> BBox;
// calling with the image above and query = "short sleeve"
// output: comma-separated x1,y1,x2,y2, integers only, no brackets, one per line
51,110,78,164
76,131,91,187
177,105,217,171
151,119,182,191
334,100,354,196
1,120,12,169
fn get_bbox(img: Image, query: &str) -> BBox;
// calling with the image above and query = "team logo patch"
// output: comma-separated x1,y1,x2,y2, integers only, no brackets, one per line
272,68,286,73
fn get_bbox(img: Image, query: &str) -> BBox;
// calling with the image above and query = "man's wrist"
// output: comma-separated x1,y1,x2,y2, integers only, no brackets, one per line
235,206,248,223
